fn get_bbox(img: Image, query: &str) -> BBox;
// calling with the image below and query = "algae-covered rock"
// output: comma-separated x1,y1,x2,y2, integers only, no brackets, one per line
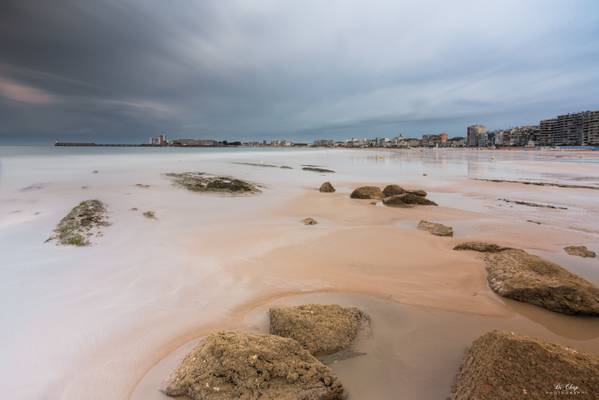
269,304,368,356
382,193,437,207
47,199,109,246
163,331,344,400
382,184,405,197
564,245,596,258
166,172,261,194
350,186,382,199
453,242,511,253
450,331,599,400
417,220,453,237
319,182,336,193
455,242,599,315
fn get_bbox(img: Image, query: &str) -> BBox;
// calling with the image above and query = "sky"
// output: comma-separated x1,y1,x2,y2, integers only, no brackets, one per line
1,0,598,144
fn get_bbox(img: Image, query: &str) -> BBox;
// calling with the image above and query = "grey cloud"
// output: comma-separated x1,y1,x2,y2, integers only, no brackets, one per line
1,0,599,144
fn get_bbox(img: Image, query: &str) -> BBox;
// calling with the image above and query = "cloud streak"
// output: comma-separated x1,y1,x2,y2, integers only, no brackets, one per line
1,0,599,143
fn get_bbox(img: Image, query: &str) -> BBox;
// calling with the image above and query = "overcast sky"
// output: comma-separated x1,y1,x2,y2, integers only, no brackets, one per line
1,0,598,144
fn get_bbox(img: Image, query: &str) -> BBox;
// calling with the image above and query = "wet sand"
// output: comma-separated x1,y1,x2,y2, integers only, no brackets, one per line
131,184,599,399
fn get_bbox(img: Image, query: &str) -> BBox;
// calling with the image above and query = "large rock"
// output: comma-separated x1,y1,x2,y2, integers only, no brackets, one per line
407,189,427,197
382,184,405,197
382,193,437,207
454,242,599,316
564,245,596,258
350,186,382,199
450,331,599,400
319,182,336,193
417,220,453,237
269,304,368,356
166,172,261,194
163,331,344,400
46,199,109,246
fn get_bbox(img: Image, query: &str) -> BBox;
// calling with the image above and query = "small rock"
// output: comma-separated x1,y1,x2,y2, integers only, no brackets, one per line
453,242,510,252
418,220,453,237
302,217,318,225
564,245,596,258
319,182,336,193
382,184,406,197
350,186,382,199
143,211,157,219
269,304,368,355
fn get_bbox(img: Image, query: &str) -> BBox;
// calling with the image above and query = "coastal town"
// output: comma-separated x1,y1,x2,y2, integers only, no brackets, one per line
56,109,599,150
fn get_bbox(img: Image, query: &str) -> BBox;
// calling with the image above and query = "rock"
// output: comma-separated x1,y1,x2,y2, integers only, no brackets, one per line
455,243,599,315
564,245,596,258
163,331,344,400
319,182,336,193
46,199,109,246
450,331,599,400
135,183,151,188
143,211,156,219
166,172,261,194
453,242,511,253
350,186,382,199
280,165,293,169
417,220,453,237
302,167,335,173
130,207,138,211
269,304,368,356
382,193,437,207
407,189,427,197
370,201,377,205
302,217,318,225
382,184,405,197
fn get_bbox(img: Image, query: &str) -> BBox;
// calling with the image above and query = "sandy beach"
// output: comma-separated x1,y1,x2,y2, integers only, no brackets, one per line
1,146,598,399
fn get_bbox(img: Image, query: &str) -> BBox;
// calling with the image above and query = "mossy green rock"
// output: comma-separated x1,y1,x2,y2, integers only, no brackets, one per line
47,199,109,246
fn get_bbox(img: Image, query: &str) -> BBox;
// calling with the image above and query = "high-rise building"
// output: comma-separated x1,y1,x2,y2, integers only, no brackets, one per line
467,124,486,147
539,111,599,146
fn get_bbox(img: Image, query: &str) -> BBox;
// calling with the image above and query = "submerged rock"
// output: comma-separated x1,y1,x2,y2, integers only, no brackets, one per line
382,184,405,197
455,242,599,315
319,181,336,193
417,220,453,237
166,172,261,194
450,331,599,400
47,199,109,246
382,193,437,207
269,304,368,356
163,331,344,400
302,217,318,225
564,245,596,258
302,167,335,173
350,186,382,199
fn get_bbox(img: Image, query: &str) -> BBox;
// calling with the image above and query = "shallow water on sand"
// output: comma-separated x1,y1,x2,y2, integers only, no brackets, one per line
1,146,598,399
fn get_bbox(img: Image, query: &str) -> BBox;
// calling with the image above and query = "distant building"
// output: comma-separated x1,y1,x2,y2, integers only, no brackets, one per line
467,125,486,147
150,133,168,145
313,139,335,147
439,133,448,143
539,110,599,146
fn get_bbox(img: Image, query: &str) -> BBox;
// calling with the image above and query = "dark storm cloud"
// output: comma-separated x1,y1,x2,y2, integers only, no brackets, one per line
1,0,599,143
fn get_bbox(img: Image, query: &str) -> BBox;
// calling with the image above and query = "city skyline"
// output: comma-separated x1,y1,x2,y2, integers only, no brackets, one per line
2,1,599,144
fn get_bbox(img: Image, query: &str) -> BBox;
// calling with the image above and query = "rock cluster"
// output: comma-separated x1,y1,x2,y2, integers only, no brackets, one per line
269,304,368,356
417,220,453,237
454,242,599,315
163,331,345,400
450,331,599,400
46,199,109,246
164,304,369,400
564,245,596,258
319,181,336,193
166,172,261,194
351,184,437,207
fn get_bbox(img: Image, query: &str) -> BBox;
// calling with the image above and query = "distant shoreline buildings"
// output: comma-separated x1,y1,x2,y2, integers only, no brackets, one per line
55,109,599,149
